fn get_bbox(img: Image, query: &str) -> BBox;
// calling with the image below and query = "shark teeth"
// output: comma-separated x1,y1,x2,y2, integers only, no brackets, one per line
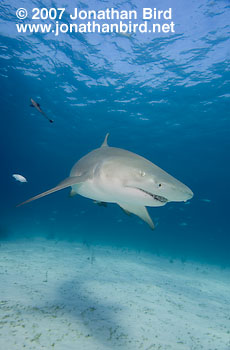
137,188,168,203
153,194,168,203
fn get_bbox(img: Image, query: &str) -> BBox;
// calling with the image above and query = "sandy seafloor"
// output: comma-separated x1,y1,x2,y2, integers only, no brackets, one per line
0,238,229,350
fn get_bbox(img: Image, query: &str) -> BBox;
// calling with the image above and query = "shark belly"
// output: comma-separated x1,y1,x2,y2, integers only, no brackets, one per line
72,181,112,202
72,179,166,207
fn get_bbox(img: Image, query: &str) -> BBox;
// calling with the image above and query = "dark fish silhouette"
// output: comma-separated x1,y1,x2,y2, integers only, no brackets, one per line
30,98,54,123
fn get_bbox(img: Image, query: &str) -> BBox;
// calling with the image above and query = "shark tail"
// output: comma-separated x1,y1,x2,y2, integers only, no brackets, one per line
16,175,85,207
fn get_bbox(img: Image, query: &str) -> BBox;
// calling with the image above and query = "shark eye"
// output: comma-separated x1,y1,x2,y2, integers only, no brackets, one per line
159,183,162,187
139,170,146,177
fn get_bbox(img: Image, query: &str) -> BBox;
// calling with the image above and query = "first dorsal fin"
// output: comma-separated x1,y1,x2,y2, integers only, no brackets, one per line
101,133,109,147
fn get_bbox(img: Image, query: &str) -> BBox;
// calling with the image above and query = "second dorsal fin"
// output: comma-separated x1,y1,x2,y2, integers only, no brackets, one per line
101,133,109,147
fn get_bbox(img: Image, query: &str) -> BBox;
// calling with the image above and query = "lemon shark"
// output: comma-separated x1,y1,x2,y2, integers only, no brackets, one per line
17,134,193,229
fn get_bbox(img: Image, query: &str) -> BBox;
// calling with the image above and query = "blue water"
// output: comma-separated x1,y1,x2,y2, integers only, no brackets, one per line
1,0,230,265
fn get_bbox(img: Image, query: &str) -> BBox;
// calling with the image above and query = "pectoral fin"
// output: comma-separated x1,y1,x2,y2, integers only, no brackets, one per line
119,207,131,216
17,175,86,207
118,203,154,230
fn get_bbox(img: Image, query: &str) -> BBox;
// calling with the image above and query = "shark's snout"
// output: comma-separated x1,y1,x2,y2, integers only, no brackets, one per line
168,185,194,202
185,188,194,201
180,189,193,202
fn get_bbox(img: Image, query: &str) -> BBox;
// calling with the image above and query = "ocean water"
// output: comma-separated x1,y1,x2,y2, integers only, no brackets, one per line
1,1,230,349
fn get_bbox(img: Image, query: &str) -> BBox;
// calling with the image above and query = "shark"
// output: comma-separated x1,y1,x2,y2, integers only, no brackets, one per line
17,134,193,229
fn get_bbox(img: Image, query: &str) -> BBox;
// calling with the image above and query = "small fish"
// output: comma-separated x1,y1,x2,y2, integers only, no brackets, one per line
93,200,107,207
30,98,54,123
200,199,211,203
179,222,188,226
117,31,132,38
12,174,27,183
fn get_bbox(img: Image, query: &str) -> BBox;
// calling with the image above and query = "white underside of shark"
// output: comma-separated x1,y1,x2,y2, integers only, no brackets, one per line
17,134,193,229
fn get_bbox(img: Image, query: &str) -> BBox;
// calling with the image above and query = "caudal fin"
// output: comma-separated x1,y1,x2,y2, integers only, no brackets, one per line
16,175,85,207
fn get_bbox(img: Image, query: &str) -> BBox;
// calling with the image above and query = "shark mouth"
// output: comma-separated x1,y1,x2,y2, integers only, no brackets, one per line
137,188,168,203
